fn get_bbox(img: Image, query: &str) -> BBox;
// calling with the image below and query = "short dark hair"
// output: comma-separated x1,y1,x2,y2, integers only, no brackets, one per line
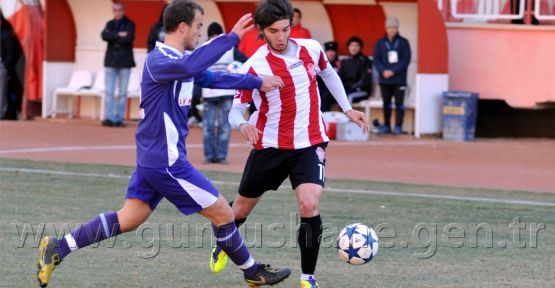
254,0,294,30
347,36,364,47
207,22,223,38
293,8,301,17
163,0,204,33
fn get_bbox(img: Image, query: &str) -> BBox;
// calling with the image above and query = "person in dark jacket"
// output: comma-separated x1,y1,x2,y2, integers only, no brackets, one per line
338,36,372,104
317,41,340,112
147,4,167,53
0,12,23,120
101,2,135,127
373,16,412,135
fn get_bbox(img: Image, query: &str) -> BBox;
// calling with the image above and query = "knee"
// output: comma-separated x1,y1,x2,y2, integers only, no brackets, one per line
232,202,253,219
117,215,143,233
298,198,320,217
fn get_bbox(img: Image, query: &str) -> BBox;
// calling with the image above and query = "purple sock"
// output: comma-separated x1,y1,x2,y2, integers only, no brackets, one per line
212,222,259,277
57,211,120,260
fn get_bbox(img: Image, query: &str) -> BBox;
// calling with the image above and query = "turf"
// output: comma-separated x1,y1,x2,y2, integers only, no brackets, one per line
1,158,554,287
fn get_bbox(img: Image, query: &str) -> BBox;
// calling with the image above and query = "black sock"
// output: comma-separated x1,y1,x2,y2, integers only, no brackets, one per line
229,201,247,228
298,215,322,275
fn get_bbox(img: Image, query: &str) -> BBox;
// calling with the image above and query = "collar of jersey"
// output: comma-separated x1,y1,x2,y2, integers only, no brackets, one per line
155,41,184,57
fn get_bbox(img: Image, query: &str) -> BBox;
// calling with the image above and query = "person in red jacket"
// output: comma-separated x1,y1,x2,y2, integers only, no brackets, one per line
290,8,311,39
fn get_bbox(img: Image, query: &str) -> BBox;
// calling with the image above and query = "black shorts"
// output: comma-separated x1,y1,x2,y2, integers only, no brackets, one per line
238,143,328,198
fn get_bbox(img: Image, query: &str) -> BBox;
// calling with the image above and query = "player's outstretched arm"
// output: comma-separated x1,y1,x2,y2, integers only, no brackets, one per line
195,71,283,92
147,14,254,82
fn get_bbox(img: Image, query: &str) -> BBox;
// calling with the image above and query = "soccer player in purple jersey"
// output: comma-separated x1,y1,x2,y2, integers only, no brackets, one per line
36,1,290,287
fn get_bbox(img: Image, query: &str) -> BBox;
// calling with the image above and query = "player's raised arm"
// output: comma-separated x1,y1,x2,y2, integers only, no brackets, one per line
147,13,255,82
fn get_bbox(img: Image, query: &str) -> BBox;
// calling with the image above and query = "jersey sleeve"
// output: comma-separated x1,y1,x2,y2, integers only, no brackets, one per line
145,33,240,82
307,40,331,74
232,63,259,106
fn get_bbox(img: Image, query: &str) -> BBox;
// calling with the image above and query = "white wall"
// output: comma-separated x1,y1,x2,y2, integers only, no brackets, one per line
415,74,449,137
291,1,334,44
42,62,73,118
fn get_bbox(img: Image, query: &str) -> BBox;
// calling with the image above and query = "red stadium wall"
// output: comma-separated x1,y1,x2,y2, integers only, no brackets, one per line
45,0,76,62
418,0,448,73
216,2,258,34
324,4,386,56
117,0,167,49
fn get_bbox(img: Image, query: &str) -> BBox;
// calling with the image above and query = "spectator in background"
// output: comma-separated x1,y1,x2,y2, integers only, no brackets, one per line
201,22,248,164
290,8,311,39
318,41,340,112
147,4,167,52
338,36,373,104
101,2,135,127
373,16,411,135
0,12,23,120
238,29,265,57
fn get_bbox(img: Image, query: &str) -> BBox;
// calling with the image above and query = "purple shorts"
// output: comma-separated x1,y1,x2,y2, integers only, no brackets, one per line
126,162,219,215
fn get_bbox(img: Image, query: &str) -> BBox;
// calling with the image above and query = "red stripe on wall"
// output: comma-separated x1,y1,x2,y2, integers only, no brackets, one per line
118,0,166,49
324,4,386,56
418,0,448,73
45,0,76,61
266,52,296,149
299,46,324,145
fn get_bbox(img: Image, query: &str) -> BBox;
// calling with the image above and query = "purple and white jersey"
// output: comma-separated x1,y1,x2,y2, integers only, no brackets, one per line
136,33,262,168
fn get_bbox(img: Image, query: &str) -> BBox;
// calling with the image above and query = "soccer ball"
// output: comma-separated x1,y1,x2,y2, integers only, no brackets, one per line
227,61,243,74
336,223,379,265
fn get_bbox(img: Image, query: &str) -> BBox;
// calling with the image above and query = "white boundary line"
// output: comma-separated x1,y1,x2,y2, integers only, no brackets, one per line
1,167,554,207
0,141,438,154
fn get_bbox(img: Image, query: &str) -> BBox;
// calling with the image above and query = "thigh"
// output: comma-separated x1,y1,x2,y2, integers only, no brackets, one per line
146,162,220,216
203,101,216,126
288,143,327,190
238,149,289,198
288,143,327,189
118,68,131,96
380,85,393,103
217,98,232,127
104,68,117,94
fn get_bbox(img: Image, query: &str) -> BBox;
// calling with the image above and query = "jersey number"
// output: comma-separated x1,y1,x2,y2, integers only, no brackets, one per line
318,163,325,182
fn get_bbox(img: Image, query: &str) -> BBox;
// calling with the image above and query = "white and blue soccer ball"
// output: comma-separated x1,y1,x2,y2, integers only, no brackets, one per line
227,61,243,74
337,223,379,265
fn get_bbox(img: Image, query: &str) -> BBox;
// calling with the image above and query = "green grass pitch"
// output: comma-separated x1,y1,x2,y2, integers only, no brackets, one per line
1,158,554,287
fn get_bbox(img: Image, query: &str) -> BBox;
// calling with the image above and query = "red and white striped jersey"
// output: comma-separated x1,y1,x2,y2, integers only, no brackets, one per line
234,38,333,150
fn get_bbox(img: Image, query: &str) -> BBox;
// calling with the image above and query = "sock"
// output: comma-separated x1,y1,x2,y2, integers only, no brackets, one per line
229,201,247,228
298,215,322,275
235,217,246,228
57,211,120,260
212,222,258,277
301,274,315,281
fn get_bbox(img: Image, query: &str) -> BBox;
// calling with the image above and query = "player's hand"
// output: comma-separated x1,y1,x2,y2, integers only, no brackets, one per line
118,31,128,37
231,13,254,39
259,76,284,92
239,123,262,146
345,109,369,133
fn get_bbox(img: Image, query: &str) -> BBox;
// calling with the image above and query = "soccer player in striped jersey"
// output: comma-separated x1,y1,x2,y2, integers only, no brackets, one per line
37,1,291,287
210,0,369,287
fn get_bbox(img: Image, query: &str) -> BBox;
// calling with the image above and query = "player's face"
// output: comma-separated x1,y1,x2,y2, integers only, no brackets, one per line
183,11,203,50
348,42,361,56
261,19,291,54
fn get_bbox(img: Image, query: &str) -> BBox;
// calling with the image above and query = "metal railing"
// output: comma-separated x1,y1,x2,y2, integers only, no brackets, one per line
448,0,526,20
534,0,555,20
